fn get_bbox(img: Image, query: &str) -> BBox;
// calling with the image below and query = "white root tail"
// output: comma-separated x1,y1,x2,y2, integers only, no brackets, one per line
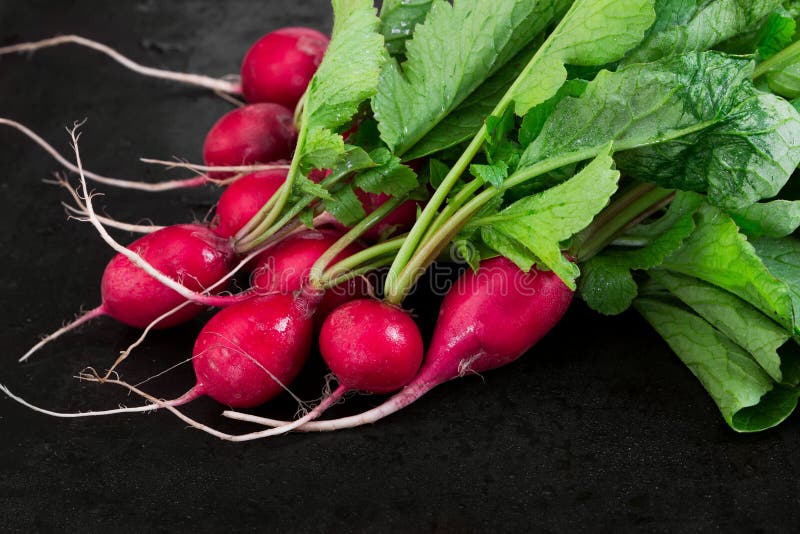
1,118,210,191
19,306,106,362
222,382,433,432
0,35,241,94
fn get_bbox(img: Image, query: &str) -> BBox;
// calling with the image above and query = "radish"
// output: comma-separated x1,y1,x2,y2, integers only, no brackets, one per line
21,224,236,361
319,299,424,394
228,256,573,431
212,169,288,238
240,27,330,108
251,228,368,321
188,291,316,408
202,103,297,177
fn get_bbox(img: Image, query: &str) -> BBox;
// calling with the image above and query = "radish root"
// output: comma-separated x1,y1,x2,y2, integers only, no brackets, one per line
0,35,241,94
19,306,106,362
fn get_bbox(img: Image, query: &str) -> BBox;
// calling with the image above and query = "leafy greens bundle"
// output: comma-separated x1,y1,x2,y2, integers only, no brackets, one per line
256,0,800,432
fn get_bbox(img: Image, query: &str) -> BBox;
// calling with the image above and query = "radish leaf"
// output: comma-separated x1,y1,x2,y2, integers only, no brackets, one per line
635,295,798,432
661,204,796,331
380,0,433,56
729,200,800,237
510,0,656,115
519,53,800,209
481,148,619,288
651,270,793,383
624,0,781,64
373,0,567,156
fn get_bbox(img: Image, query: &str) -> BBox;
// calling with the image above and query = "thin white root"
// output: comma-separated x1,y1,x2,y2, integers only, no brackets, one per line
0,35,241,94
214,89,246,107
68,124,228,306
0,383,158,417
63,203,162,234
222,382,432,432
52,174,164,233
140,158,290,175
19,306,105,362
94,377,323,442
0,118,211,191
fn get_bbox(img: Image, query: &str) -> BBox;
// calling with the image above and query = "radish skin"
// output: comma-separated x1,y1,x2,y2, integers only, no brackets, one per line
203,104,297,178
240,27,329,108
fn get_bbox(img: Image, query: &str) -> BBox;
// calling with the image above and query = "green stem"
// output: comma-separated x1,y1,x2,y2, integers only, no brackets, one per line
570,185,675,262
322,236,405,280
384,127,487,295
753,39,800,79
235,127,307,246
308,196,405,287
319,258,394,291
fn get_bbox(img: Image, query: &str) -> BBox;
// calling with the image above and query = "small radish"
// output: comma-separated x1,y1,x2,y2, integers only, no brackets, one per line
212,169,288,238
240,27,330,108
319,299,424,394
203,103,297,177
188,291,316,408
235,256,573,431
21,224,236,361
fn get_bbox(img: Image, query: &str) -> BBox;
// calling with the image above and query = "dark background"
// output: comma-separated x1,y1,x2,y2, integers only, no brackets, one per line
1,1,798,532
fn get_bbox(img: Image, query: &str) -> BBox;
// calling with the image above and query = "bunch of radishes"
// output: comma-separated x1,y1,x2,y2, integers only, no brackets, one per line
1,19,573,441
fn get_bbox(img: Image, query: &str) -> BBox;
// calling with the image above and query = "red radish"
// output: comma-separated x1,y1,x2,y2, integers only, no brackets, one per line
240,27,329,108
188,292,316,407
212,169,288,238
240,256,574,431
203,103,297,177
101,224,236,328
251,228,368,321
319,299,424,394
212,298,423,436
21,224,236,361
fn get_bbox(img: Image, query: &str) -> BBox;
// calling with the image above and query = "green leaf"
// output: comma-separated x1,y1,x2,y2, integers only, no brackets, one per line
481,148,620,288
373,0,567,155
757,8,797,58
578,200,697,314
510,0,656,115
428,159,449,190
752,236,800,324
298,208,316,229
353,154,419,196
651,270,792,383
578,258,640,315
661,204,796,331
380,0,433,56
635,295,798,432
293,175,333,201
519,80,588,147
768,61,800,97
324,184,367,226
520,52,800,209
300,128,346,171
304,0,386,133
470,162,509,188
729,200,800,237
404,46,537,160
624,0,782,64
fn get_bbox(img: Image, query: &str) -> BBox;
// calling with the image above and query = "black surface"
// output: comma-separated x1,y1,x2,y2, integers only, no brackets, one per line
1,1,799,532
